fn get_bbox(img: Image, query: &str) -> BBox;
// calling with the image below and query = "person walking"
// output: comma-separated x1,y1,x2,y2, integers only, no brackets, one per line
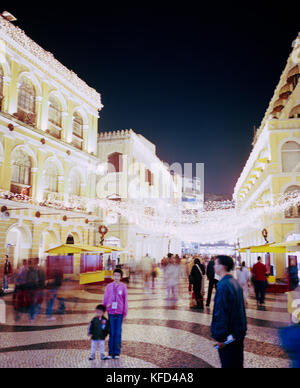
211,255,247,368
237,262,251,304
288,258,299,291
190,258,205,310
252,256,268,310
165,255,180,301
3,255,12,290
103,268,128,359
141,253,153,293
25,259,39,323
206,257,218,309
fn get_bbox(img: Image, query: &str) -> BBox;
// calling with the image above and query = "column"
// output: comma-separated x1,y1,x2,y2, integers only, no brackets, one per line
39,81,49,131
0,135,14,190
35,150,47,202
83,124,89,152
30,167,38,199
7,60,19,115
1,75,11,113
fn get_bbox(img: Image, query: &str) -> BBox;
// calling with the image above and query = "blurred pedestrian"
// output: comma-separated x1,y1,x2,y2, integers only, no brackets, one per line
26,259,39,323
3,255,12,290
141,253,153,293
46,268,63,321
211,255,247,369
103,268,128,359
288,258,299,291
34,258,46,314
165,254,180,301
88,304,110,361
252,256,268,310
13,260,28,322
151,259,158,290
237,261,251,304
190,258,205,310
206,257,218,309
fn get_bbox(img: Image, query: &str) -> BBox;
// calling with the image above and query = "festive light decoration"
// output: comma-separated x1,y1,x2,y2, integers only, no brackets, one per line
2,188,300,244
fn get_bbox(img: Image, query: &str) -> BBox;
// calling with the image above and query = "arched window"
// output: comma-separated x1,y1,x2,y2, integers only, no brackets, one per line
11,149,31,194
72,112,83,150
108,152,123,173
48,96,62,138
0,66,3,110
43,162,59,196
17,77,36,125
69,171,81,197
282,141,300,172
284,186,300,218
289,104,300,119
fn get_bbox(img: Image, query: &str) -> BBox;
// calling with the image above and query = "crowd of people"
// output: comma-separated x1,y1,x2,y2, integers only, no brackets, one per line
1,252,299,368
3,258,65,323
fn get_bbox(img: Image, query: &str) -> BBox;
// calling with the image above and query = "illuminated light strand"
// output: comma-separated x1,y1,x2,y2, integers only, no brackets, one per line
1,190,300,243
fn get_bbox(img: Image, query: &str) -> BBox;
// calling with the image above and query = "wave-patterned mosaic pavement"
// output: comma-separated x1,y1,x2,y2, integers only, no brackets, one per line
0,276,292,368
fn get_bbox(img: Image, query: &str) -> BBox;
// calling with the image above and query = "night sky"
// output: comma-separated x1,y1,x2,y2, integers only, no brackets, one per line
2,2,299,195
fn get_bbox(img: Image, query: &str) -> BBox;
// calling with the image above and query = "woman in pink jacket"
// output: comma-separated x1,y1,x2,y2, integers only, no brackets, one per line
103,268,128,359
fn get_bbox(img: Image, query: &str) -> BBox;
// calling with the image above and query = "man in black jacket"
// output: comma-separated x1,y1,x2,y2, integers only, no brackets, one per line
206,257,218,308
211,255,247,368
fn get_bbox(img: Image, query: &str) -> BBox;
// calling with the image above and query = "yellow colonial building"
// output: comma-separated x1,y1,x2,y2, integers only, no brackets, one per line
97,129,182,262
0,14,102,274
234,33,300,279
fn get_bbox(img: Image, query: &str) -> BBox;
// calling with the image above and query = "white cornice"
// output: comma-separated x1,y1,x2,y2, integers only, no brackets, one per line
0,15,103,111
234,125,270,196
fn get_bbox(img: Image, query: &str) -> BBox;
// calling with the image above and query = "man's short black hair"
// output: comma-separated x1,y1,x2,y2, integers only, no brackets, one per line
167,253,173,258
216,255,234,272
96,304,106,312
113,268,123,277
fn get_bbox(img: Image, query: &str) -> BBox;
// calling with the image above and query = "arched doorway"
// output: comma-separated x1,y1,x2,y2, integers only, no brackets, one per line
6,224,32,268
66,234,75,244
39,229,60,265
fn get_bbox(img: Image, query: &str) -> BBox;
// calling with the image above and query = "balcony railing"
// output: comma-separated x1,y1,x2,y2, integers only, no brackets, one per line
71,134,83,150
13,109,36,127
47,122,61,139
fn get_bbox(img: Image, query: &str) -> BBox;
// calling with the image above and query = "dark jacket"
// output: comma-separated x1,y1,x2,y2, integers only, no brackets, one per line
211,275,247,342
206,260,215,280
190,263,205,286
88,316,110,340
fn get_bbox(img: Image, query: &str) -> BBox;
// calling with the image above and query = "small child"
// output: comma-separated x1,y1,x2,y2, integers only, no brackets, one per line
88,304,110,360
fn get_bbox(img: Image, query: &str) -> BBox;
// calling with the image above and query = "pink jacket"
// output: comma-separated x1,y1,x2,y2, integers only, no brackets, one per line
103,281,128,318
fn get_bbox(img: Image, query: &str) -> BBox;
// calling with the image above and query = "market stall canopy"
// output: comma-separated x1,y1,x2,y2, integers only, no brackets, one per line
45,244,112,255
249,243,286,253
239,241,300,253
239,243,286,253
273,240,300,249
100,245,128,253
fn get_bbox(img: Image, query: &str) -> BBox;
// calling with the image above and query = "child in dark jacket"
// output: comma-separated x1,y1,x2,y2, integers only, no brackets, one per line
88,304,110,360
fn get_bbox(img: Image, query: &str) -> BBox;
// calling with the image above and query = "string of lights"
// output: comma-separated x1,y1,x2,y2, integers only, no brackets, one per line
1,189,300,244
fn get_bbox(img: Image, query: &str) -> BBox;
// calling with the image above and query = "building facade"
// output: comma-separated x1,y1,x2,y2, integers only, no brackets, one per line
233,34,300,278
97,130,182,262
0,14,102,275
